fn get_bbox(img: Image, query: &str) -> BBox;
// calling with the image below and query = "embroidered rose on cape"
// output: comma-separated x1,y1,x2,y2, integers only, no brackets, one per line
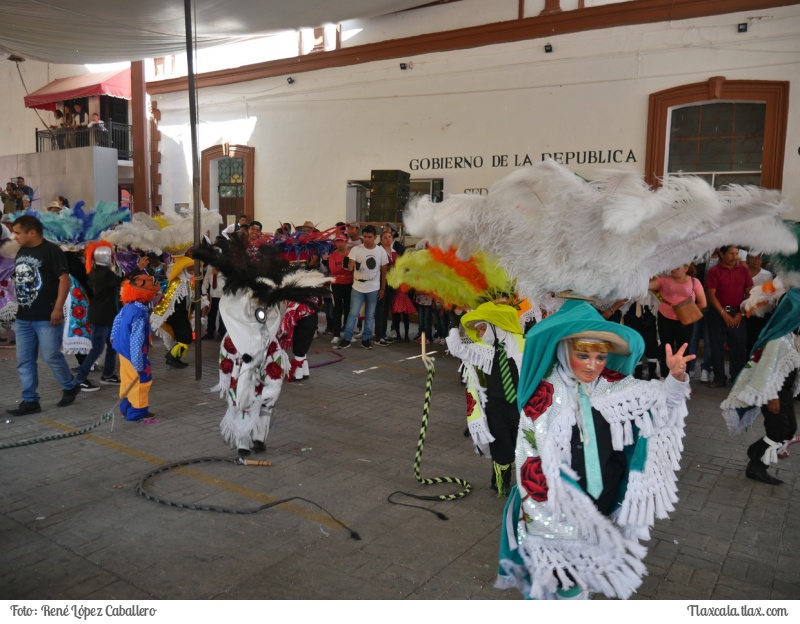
520,456,548,502
266,361,283,380
522,381,554,422
72,287,84,300
267,341,279,357
600,368,626,382
220,358,234,374
465,391,476,417
72,305,87,320
223,336,237,355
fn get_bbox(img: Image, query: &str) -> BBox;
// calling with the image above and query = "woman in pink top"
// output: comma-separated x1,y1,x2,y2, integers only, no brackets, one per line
649,264,707,379
328,236,354,344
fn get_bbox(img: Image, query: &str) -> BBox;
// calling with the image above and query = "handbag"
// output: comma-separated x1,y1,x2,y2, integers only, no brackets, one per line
671,279,703,326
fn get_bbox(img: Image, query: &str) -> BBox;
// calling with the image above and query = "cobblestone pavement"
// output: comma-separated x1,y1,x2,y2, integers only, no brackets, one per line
0,329,797,600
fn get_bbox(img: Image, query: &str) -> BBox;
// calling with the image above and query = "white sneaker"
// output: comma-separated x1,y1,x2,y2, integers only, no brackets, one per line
700,369,710,383
331,337,340,345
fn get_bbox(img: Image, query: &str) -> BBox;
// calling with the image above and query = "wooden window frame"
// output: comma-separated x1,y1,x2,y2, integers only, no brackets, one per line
645,77,789,190
201,144,255,220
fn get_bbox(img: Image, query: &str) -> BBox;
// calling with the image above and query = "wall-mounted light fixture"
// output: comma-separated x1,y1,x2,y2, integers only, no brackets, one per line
287,77,295,84
544,44,553,53
737,23,748,33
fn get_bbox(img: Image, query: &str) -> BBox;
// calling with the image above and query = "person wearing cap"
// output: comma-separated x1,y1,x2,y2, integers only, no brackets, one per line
345,223,362,250
446,301,525,495
496,300,693,600
327,234,353,345
47,201,62,213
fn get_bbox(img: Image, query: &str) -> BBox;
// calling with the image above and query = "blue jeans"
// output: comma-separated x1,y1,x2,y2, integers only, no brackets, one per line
75,324,116,382
343,289,378,341
15,319,77,403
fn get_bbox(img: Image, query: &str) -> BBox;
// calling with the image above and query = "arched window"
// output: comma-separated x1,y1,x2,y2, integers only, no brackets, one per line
645,78,788,190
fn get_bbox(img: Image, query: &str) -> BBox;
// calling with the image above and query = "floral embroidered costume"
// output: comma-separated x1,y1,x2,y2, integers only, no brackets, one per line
110,275,161,420
496,300,691,600
445,301,525,495
721,289,800,485
193,238,329,457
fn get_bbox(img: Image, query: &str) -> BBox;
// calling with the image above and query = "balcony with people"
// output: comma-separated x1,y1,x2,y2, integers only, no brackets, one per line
25,68,133,161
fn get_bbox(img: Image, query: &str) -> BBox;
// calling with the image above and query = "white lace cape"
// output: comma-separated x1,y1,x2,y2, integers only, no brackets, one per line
496,372,689,600
720,333,800,435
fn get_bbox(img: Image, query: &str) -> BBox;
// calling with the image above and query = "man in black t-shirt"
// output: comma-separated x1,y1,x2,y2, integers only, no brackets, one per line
7,216,80,416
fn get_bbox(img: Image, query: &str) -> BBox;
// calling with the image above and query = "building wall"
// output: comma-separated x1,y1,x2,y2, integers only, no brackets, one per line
0,61,93,161
0,147,119,210
152,4,800,226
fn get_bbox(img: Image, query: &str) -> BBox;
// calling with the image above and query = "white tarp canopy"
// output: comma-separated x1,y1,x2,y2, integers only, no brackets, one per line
0,0,428,64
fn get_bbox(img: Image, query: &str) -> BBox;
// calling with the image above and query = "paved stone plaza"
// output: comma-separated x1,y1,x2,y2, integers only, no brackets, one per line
0,329,798,600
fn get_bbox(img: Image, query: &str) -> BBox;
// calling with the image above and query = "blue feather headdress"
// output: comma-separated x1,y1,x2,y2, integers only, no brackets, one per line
7,201,130,248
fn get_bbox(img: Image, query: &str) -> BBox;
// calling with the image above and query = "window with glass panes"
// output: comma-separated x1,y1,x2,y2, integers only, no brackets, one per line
218,157,245,197
667,102,765,189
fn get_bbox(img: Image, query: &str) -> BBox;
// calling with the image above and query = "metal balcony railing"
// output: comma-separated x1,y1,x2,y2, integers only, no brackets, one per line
35,121,132,160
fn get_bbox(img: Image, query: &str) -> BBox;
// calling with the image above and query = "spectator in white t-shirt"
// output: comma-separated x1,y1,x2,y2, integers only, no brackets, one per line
336,225,388,350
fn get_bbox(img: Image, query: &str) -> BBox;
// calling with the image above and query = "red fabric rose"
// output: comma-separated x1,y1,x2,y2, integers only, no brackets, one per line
73,328,83,336
229,377,238,390
522,381,554,422
220,358,234,374
72,287,84,300
465,391,476,417
520,456,548,502
267,341,278,357
72,305,87,320
266,361,283,380
223,336,237,355
601,368,626,382
255,383,264,395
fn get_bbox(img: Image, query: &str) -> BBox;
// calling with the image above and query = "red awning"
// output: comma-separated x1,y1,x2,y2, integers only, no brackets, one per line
24,68,131,111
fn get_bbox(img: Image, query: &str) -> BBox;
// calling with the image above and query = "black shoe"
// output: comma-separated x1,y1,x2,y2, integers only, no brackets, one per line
165,354,189,368
362,340,373,350
337,340,351,350
100,374,121,385
238,448,251,458
6,401,41,416
376,338,389,346
708,379,728,389
57,384,81,407
745,459,783,485
79,379,100,392
252,440,266,453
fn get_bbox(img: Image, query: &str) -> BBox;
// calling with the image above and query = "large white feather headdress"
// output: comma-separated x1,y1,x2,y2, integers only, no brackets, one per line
405,160,797,301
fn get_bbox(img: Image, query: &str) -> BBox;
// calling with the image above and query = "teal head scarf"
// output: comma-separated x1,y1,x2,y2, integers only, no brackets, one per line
517,300,644,410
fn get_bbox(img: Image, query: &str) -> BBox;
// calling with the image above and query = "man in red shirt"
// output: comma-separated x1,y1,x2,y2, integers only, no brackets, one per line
704,245,753,388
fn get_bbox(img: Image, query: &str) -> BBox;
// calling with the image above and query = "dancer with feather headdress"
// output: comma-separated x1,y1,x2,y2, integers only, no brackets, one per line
193,237,329,457
405,162,797,600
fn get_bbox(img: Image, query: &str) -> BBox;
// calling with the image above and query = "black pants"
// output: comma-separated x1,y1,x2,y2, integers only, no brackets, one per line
331,283,351,338
167,304,193,345
292,313,318,358
205,297,226,338
486,396,519,466
374,286,395,340
745,315,768,357
657,313,694,378
748,370,798,461
706,308,747,383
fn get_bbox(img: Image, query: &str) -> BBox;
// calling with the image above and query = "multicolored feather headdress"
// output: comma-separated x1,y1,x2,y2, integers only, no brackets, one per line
8,201,130,249
387,247,514,309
